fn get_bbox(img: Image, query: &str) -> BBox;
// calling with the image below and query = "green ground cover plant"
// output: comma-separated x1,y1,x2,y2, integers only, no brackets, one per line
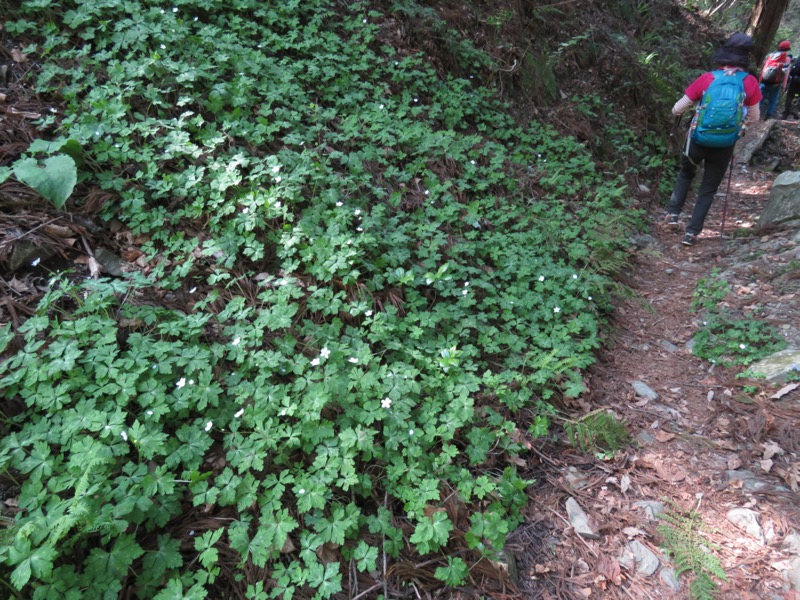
689,270,786,368
0,0,645,597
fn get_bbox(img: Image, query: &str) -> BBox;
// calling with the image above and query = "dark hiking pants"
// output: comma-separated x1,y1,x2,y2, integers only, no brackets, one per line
783,77,800,118
666,141,734,235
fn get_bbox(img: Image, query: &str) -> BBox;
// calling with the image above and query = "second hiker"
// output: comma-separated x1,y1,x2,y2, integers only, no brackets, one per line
759,39,792,120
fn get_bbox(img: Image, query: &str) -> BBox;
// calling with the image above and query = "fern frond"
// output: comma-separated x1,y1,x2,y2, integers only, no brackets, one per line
657,504,727,600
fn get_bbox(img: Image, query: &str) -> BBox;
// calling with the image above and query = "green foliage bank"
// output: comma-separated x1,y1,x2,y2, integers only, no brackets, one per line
0,0,642,597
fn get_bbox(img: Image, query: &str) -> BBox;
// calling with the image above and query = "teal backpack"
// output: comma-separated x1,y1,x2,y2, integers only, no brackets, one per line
690,69,748,148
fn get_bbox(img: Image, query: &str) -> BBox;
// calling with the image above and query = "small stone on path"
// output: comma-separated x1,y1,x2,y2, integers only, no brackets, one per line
633,500,664,521
784,532,800,555
659,340,679,353
727,508,764,545
620,540,660,576
660,566,681,591
565,497,599,539
631,381,658,401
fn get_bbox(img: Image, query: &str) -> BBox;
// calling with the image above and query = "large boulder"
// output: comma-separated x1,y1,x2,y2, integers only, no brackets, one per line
759,171,800,227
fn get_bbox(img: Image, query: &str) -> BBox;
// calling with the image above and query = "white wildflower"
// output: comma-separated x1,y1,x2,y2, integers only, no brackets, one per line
538,276,545,282
470,160,475,165
272,165,281,173
275,176,282,183
572,274,578,279
121,431,128,441
146,410,154,416
464,281,470,287
160,44,166,50
176,377,186,388
172,6,178,12
204,421,213,432
381,398,392,409
298,488,306,495
354,209,361,216
409,429,414,436
232,337,241,346
348,357,358,364
365,310,373,317
31,257,41,267
320,347,331,358
311,357,321,366
554,307,561,313
188,379,194,385
739,343,746,349
242,207,249,214
189,287,197,293
234,408,245,418
379,104,385,109
336,201,343,207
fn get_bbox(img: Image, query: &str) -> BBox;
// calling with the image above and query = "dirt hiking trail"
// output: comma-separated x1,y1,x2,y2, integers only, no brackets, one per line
508,120,800,600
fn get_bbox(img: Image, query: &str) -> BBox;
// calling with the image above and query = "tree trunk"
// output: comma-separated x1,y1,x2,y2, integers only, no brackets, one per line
748,0,791,67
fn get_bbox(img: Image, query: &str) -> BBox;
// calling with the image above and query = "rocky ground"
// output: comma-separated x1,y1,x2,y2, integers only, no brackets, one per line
509,121,800,600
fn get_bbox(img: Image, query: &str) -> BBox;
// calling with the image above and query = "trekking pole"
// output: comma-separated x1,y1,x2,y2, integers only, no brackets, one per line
719,149,735,239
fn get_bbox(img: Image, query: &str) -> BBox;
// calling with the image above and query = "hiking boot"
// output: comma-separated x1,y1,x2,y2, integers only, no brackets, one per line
682,232,697,246
665,213,680,229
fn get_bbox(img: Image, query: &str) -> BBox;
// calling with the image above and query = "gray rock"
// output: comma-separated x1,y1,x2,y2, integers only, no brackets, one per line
94,247,125,277
660,566,681,591
631,234,657,248
5,239,56,272
633,500,665,521
784,533,800,556
759,171,800,227
631,381,659,401
746,347,800,383
659,340,680,353
726,469,757,482
565,497,599,539
636,431,657,445
726,508,764,544
565,466,590,490
620,540,660,576
782,556,800,591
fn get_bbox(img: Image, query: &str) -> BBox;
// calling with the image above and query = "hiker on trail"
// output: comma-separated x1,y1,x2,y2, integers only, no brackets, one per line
759,39,792,120
664,32,761,247
781,55,800,119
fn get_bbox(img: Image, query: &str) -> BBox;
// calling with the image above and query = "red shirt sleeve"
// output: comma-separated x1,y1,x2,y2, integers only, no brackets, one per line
743,74,762,106
684,71,762,106
684,73,715,101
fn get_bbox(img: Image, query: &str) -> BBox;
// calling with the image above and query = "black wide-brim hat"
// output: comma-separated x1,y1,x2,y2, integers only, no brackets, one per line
711,32,753,69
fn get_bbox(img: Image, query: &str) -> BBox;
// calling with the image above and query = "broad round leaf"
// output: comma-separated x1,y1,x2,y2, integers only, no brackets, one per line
13,154,77,209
